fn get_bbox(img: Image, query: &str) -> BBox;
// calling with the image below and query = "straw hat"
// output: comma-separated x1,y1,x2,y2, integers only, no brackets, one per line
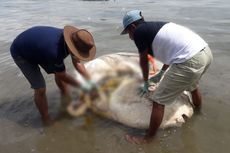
64,25,96,61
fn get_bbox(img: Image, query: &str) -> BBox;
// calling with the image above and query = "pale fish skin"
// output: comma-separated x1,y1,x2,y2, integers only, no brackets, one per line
69,52,194,129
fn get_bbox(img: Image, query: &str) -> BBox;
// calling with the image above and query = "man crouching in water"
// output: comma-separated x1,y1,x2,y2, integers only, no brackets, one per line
10,25,96,125
121,10,213,144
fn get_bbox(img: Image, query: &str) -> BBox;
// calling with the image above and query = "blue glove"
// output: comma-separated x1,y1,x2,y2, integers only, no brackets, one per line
149,70,165,83
139,81,149,97
90,80,99,91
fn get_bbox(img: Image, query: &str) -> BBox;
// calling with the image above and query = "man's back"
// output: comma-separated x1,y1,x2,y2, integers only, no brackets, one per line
10,26,68,64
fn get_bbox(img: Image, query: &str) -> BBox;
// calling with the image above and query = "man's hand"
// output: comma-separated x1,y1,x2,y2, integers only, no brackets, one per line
149,70,164,83
80,82,93,93
139,81,149,97
80,80,97,93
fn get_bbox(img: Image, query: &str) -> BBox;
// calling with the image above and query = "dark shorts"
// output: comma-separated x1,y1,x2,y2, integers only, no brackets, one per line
12,55,46,89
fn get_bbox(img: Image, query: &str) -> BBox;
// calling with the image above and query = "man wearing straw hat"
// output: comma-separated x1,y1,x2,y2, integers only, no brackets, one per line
121,10,213,144
10,25,96,125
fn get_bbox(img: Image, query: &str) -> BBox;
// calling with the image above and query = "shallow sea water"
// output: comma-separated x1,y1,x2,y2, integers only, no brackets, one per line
0,0,230,153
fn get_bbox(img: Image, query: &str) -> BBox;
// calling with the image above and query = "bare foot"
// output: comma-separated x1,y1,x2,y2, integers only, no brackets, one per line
124,134,151,144
42,117,55,127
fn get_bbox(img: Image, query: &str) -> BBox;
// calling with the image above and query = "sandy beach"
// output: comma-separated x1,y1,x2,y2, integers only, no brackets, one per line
0,0,230,153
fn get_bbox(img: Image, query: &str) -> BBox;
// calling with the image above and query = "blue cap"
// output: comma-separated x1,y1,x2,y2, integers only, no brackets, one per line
121,10,142,35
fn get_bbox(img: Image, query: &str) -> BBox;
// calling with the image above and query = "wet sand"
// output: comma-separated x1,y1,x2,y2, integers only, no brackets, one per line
0,0,230,153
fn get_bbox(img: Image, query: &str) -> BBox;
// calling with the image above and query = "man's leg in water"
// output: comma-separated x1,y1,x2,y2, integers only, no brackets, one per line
191,88,202,110
34,87,53,125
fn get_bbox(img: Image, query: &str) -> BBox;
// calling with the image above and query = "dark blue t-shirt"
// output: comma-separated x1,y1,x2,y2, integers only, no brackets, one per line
10,26,69,73
133,21,168,56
